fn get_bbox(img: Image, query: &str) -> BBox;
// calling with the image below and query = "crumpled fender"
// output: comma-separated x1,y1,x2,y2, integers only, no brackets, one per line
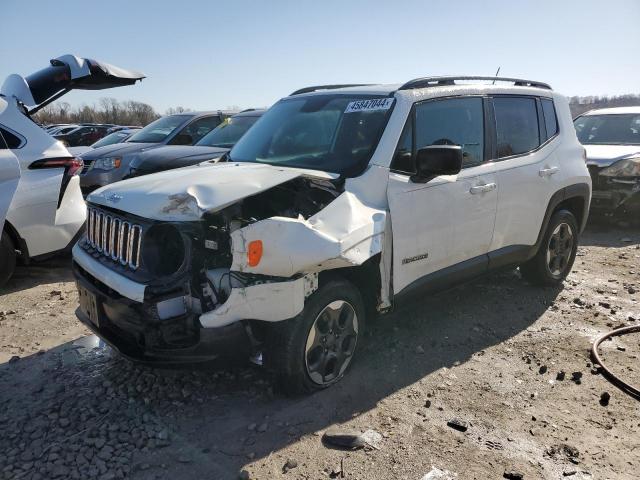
230,191,387,277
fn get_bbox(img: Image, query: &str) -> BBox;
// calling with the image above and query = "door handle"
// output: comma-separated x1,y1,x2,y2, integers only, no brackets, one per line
539,166,559,177
469,183,497,194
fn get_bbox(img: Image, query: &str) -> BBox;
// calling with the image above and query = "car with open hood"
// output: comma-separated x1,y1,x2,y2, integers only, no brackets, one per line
124,109,265,179
78,111,237,195
574,107,640,216
72,77,590,394
0,54,144,286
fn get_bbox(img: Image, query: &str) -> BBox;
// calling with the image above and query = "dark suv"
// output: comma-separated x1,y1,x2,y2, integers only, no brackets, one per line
125,109,264,179
78,111,235,195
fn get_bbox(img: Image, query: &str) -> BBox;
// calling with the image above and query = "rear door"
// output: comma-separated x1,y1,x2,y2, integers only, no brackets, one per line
489,96,561,257
387,96,498,295
0,128,21,230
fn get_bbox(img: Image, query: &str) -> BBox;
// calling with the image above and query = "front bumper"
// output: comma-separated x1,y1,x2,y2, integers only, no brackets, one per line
79,165,128,196
73,260,249,364
588,166,640,214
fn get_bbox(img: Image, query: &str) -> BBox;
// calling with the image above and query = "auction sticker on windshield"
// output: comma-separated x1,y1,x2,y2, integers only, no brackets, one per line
345,98,394,113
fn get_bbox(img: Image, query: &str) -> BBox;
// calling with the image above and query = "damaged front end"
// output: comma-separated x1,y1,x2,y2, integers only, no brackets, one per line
72,168,383,363
587,158,640,215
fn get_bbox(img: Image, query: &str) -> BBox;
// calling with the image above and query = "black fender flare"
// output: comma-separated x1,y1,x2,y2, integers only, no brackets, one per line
530,182,590,259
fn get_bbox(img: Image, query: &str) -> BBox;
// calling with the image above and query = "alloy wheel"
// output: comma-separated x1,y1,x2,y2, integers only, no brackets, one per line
546,222,574,277
304,300,359,385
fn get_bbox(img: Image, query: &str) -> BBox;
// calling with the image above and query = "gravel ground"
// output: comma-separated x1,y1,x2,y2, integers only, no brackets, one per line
0,221,639,480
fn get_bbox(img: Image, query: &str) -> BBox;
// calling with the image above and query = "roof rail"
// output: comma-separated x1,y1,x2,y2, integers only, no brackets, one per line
398,76,552,91
289,84,372,96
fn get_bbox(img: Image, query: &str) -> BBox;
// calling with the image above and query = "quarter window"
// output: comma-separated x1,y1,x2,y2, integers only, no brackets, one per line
0,127,23,149
541,98,558,140
493,97,540,158
391,119,414,173
415,97,485,169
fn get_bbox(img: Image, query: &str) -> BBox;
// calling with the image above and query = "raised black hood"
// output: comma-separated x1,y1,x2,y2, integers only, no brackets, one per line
1,54,144,114
128,145,229,174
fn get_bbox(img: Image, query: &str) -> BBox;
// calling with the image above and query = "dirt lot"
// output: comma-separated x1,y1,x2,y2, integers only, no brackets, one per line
1,221,639,480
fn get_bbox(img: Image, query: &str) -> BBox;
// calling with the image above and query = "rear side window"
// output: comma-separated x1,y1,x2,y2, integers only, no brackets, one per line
0,127,24,149
176,116,222,144
415,97,485,168
541,98,558,140
493,97,540,158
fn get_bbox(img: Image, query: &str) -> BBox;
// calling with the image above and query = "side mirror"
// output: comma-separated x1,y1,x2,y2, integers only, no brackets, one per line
172,133,193,145
410,145,463,183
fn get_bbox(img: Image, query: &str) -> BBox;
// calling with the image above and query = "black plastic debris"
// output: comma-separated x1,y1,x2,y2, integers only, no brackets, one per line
446,418,468,432
322,429,366,450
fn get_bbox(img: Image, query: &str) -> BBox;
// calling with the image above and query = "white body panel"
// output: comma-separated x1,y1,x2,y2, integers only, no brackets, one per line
87,162,338,221
1,96,86,257
387,164,498,293
0,148,20,231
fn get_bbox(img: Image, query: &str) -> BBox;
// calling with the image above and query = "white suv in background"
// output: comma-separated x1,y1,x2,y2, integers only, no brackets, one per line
0,54,144,286
73,76,590,394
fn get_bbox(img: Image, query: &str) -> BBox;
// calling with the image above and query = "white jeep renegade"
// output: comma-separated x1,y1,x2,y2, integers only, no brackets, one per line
73,76,591,394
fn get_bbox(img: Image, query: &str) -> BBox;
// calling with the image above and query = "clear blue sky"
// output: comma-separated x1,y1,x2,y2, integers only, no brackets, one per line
2,0,639,113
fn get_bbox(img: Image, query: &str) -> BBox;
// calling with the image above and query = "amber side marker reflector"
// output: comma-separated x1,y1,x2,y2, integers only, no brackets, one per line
248,240,263,267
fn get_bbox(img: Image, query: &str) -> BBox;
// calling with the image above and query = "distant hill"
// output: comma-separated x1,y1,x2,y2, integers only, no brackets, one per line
569,94,640,118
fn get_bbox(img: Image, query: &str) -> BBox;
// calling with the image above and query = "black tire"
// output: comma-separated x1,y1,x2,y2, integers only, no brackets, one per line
0,231,17,288
520,209,579,287
264,277,365,396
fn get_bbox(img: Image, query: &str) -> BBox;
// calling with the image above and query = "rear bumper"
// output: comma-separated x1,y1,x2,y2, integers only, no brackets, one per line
73,260,249,364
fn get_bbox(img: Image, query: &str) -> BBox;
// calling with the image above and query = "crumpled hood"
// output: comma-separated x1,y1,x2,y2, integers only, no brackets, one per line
79,142,160,161
87,162,338,221
129,145,228,172
584,145,640,168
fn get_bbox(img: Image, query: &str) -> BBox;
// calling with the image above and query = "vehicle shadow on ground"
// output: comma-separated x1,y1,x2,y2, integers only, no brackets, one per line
0,254,74,295
0,268,562,479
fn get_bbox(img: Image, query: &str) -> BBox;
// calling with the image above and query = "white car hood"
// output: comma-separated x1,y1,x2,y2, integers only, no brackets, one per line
87,162,338,221
584,144,640,168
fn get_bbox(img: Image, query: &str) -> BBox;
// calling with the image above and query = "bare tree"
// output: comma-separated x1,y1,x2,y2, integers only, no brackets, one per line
569,94,640,117
34,98,160,126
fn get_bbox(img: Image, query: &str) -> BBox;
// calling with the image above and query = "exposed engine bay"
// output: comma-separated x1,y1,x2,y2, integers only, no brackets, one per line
192,176,342,314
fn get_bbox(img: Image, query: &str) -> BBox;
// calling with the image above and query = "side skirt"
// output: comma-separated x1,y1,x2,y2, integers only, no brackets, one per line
393,244,534,307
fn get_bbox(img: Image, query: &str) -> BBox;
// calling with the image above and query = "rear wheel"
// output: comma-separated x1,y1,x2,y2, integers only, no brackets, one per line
0,231,17,287
520,209,578,286
264,278,365,395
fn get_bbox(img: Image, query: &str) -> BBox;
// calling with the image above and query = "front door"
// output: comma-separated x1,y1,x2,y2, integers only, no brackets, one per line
387,96,498,295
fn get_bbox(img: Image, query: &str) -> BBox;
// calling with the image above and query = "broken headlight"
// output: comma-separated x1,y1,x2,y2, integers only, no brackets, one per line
141,224,185,276
600,157,640,177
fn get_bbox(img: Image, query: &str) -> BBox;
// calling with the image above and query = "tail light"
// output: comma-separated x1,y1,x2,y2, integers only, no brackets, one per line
30,156,84,175
29,157,84,207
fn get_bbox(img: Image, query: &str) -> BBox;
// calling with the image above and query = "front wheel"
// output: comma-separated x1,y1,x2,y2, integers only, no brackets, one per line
264,277,365,395
520,209,579,286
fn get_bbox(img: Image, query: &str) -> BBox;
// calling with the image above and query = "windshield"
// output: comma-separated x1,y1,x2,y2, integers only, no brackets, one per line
196,115,261,148
574,113,640,145
228,95,394,176
127,115,189,143
91,131,132,148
